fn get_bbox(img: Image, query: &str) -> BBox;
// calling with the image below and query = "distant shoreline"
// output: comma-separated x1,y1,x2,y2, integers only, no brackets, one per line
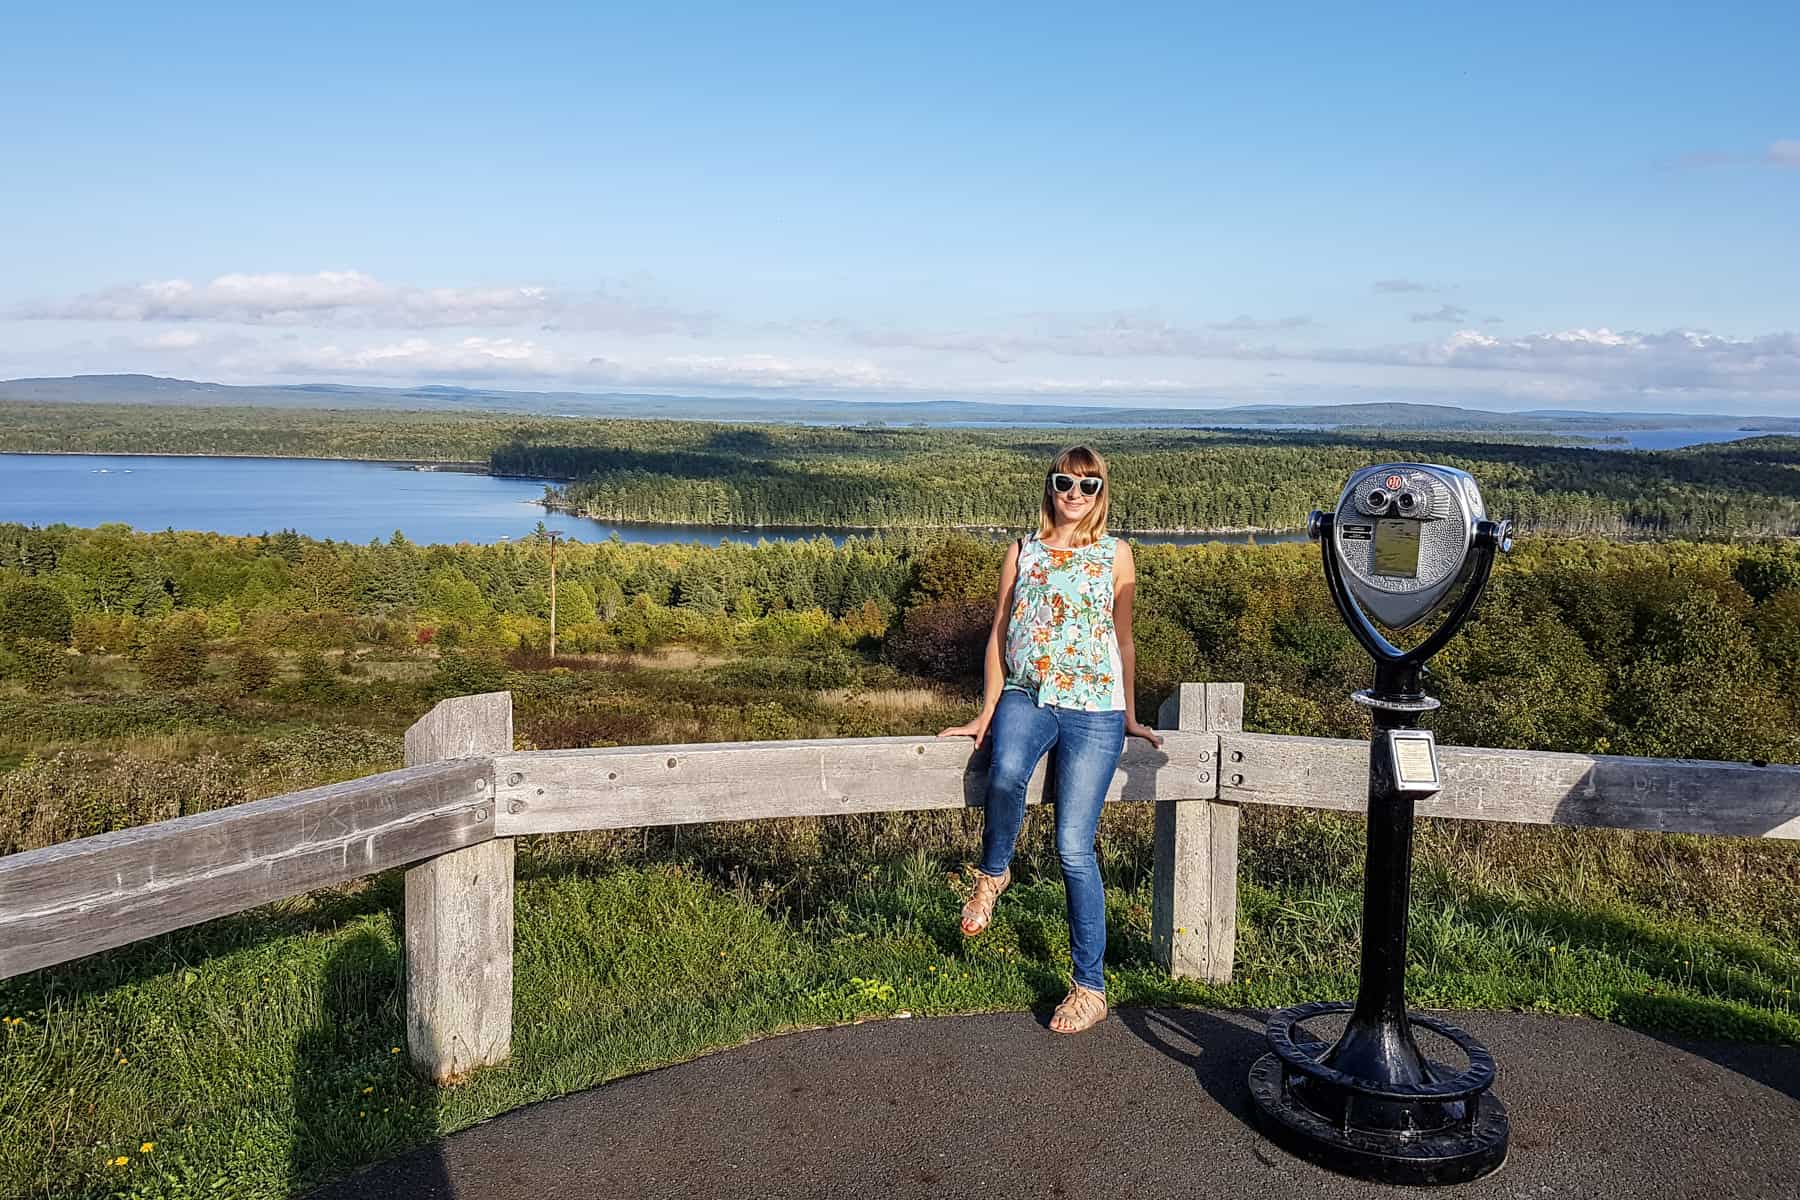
0,449,1304,538
0,448,490,472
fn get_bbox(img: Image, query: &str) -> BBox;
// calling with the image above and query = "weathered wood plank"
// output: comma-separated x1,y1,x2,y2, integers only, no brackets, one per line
1151,684,1238,984
1218,733,1800,839
405,692,514,1084
490,732,1217,836
0,758,494,979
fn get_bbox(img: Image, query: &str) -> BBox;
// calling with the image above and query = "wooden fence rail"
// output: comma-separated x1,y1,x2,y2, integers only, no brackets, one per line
3,683,1796,1083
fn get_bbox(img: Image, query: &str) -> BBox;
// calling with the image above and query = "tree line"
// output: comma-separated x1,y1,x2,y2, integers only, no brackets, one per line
3,521,1796,768
509,428,1800,538
4,401,1796,537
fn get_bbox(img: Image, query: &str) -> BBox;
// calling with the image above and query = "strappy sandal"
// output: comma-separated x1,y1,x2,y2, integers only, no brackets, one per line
1050,983,1108,1034
960,866,1011,936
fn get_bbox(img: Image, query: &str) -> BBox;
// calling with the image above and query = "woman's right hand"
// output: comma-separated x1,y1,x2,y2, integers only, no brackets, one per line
938,711,994,748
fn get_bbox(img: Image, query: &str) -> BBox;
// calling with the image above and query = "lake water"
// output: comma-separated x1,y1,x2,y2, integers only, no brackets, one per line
0,454,1301,546
1607,429,1766,451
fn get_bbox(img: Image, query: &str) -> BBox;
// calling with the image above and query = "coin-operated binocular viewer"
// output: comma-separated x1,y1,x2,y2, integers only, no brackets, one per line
1248,464,1513,1185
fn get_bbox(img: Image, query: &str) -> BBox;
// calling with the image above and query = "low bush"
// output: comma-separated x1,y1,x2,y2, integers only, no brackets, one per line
0,581,73,647
141,619,209,690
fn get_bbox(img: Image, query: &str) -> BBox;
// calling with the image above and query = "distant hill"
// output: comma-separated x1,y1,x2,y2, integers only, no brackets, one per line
4,374,1796,435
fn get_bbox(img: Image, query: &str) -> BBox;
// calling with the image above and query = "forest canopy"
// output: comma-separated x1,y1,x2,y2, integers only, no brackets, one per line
3,521,1796,769
3,401,1796,537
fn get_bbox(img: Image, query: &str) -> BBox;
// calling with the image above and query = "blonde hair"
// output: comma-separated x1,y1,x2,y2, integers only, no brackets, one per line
1036,444,1110,546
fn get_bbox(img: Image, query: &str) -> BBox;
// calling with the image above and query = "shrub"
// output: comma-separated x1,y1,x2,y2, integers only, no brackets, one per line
712,647,858,691
10,638,69,693
237,725,400,791
294,650,342,702
0,582,74,647
433,649,508,697
205,597,242,638
230,645,276,695
1129,612,1201,700
140,620,208,690
742,607,833,655
742,702,803,740
909,535,1002,604
1734,545,1800,603
0,749,247,854
270,609,358,651
885,598,992,684
72,612,137,654
834,598,889,647
554,621,612,654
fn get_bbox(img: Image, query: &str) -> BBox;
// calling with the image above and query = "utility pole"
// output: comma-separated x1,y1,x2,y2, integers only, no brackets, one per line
546,530,562,660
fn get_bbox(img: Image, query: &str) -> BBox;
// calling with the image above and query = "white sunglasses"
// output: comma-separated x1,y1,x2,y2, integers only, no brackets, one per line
1050,472,1103,497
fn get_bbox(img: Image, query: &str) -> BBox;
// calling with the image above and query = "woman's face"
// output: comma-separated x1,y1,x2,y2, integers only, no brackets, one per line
1050,469,1102,523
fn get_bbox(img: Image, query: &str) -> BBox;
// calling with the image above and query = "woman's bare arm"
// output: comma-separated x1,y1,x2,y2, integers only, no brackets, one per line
1113,541,1163,747
981,540,1021,711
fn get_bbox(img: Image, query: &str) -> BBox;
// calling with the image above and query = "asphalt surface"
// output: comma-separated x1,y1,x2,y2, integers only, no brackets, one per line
309,1007,1800,1200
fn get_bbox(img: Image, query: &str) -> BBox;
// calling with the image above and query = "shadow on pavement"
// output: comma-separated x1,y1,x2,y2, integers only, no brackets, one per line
1648,1030,1800,1103
1115,1005,1270,1129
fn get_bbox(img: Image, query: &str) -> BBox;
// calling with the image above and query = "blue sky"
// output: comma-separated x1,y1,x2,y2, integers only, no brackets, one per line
3,2,1796,413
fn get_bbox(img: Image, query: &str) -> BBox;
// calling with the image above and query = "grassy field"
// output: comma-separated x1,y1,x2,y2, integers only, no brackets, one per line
1,647,1796,1199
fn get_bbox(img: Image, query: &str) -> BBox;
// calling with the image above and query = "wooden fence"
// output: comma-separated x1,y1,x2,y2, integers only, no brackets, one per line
2,682,1796,1083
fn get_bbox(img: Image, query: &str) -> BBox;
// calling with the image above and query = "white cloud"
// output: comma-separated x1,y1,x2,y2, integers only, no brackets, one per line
143,329,206,349
601,353,898,390
268,336,567,378
1768,139,1800,168
16,270,712,335
1331,327,1800,394
1372,279,1440,294
1409,304,1469,325
812,309,1800,396
246,335,897,392
821,311,1314,363
1206,314,1314,332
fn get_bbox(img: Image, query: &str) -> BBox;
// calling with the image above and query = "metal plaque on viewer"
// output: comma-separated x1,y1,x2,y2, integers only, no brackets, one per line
1386,729,1440,795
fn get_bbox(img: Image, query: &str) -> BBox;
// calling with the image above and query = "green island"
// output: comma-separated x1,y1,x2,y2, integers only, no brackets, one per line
0,406,1797,1198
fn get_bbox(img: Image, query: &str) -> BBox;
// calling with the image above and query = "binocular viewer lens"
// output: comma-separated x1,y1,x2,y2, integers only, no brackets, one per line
1362,488,1421,516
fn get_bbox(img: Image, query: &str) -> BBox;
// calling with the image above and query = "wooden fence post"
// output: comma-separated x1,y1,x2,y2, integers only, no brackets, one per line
403,691,512,1084
1151,682,1242,983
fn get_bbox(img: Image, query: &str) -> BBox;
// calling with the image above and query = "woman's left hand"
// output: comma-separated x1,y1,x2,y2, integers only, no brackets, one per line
1125,719,1164,748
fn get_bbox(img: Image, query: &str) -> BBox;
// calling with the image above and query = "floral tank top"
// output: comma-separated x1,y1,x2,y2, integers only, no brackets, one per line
1002,534,1125,711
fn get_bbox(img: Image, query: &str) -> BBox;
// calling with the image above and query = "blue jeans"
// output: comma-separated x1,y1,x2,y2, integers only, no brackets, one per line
978,688,1126,993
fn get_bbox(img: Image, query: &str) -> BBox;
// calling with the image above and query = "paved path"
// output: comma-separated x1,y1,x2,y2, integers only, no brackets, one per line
311,1007,1800,1200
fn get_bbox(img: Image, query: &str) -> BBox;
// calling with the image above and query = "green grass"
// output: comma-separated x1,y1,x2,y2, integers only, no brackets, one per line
2,644,1796,1198
3,826,1796,1200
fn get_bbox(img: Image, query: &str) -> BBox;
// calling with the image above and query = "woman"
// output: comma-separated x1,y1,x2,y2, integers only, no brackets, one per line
938,444,1163,1034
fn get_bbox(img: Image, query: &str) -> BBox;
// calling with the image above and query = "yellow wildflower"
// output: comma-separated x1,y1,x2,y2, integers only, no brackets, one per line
110,1156,129,1167
361,1086,374,1094
390,1046,401,1054
140,1142,155,1154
